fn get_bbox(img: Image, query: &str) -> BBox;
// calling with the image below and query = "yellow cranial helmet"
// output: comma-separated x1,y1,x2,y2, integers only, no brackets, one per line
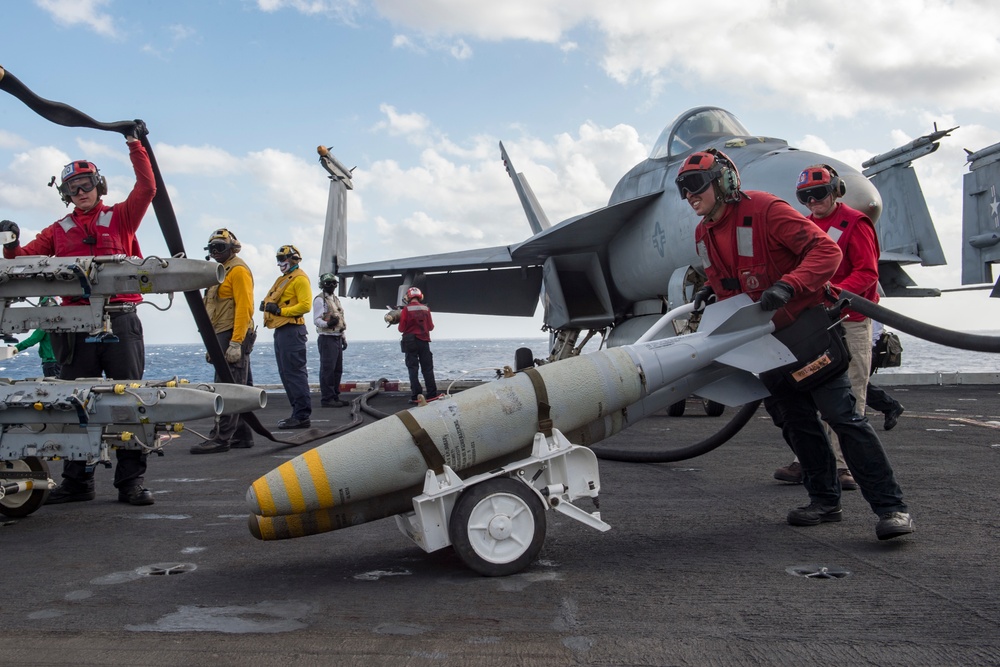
205,228,242,254
276,244,302,262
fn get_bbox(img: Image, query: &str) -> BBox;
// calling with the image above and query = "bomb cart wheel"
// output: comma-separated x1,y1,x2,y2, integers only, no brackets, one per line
449,476,546,577
0,457,50,518
703,399,725,417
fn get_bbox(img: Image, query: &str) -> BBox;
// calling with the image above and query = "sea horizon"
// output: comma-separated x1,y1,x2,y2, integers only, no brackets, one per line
1,331,998,386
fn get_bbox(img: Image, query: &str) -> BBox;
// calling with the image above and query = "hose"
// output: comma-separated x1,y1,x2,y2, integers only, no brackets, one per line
592,399,762,463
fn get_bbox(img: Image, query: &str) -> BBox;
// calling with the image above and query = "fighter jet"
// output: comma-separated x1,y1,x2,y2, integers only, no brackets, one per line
321,107,946,358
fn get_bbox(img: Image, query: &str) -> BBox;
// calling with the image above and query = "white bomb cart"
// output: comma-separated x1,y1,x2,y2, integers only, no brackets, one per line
395,427,610,576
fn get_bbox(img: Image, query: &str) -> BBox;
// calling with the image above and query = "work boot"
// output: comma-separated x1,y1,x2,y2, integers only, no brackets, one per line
230,440,254,449
876,511,914,540
44,483,96,505
190,440,230,455
277,417,310,429
884,403,905,431
321,399,349,408
787,502,843,526
838,468,858,491
118,485,155,506
773,460,803,484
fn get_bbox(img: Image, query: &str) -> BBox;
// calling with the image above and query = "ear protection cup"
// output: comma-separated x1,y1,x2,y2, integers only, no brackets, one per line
821,164,847,197
711,150,742,202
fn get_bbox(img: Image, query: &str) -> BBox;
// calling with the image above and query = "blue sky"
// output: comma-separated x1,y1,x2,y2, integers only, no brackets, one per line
3,0,1000,344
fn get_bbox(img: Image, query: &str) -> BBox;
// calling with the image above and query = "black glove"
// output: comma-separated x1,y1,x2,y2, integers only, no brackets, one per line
692,285,716,312
0,220,20,249
264,302,281,315
341,337,348,351
759,281,794,311
124,119,148,140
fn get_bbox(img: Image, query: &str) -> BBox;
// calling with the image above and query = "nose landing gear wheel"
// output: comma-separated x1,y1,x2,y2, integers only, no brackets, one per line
449,476,546,577
0,457,50,518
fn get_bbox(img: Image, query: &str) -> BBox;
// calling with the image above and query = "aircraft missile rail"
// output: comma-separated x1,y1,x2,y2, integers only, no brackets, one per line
0,378,265,518
0,254,224,335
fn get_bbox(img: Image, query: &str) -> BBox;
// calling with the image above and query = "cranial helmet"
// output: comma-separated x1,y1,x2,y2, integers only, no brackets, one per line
675,149,741,203
796,164,846,199
406,286,423,301
57,160,108,204
276,244,302,262
319,272,339,288
205,228,242,253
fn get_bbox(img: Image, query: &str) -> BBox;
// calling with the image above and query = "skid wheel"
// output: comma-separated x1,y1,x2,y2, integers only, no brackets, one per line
449,476,546,577
703,399,725,417
0,457,50,518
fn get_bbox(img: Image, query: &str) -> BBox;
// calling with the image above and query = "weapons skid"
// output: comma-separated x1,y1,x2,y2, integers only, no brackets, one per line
0,255,224,335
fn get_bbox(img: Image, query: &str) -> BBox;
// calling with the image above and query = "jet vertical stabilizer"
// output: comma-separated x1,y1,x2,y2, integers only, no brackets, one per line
960,141,1000,295
317,146,353,292
500,141,551,235
862,126,954,297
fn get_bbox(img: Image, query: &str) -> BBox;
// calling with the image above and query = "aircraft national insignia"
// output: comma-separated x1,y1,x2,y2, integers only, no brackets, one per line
652,220,666,258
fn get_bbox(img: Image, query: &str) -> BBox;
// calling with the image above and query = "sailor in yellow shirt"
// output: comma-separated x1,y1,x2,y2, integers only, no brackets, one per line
191,228,257,454
261,244,312,429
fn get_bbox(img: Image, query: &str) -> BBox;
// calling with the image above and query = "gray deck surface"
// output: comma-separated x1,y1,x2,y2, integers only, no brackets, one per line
2,384,998,666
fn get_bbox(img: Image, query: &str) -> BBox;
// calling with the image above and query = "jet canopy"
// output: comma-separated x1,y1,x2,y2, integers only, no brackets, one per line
649,107,750,161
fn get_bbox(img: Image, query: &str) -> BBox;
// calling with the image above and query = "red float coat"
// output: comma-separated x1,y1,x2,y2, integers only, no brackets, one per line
809,202,880,323
398,299,434,342
4,141,155,305
694,191,842,330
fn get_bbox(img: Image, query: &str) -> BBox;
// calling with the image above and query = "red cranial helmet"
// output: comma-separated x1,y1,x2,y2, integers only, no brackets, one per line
406,286,423,301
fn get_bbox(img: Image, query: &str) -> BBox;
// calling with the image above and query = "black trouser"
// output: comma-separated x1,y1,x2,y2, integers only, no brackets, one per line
318,334,344,403
405,338,437,398
210,328,255,447
866,383,899,413
49,311,146,492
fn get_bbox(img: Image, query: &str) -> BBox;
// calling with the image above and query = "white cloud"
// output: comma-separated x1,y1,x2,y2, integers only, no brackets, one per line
256,0,362,23
35,0,116,37
369,0,1000,118
154,143,242,176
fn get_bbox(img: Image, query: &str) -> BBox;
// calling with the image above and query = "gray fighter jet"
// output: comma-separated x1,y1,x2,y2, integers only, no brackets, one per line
320,107,947,358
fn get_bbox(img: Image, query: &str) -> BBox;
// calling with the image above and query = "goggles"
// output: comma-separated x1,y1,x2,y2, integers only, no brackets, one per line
276,254,293,262
205,242,230,254
796,184,834,205
675,170,718,199
60,175,98,197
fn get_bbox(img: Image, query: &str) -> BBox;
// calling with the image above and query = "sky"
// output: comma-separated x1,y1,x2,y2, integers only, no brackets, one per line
3,0,1000,345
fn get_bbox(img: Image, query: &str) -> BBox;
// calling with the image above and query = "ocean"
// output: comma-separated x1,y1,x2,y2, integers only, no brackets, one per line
1,331,997,385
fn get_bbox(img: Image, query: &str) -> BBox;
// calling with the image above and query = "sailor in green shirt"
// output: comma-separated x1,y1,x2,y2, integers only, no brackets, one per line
14,328,61,378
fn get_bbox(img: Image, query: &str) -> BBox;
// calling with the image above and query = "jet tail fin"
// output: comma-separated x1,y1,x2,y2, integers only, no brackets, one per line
500,141,551,235
317,146,354,281
961,140,1000,295
863,126,952,297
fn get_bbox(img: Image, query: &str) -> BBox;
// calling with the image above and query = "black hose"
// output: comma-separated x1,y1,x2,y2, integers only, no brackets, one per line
840,290,1000,352
592,399,762,463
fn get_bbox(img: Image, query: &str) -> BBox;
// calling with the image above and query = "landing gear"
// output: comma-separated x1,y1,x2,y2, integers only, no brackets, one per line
0,457,51,518
449,477,546,577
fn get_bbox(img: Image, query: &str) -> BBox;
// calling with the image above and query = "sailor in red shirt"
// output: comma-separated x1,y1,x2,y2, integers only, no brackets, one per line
0,121,155,506
774,165,882,489
398,286,438,403
678,149,913,540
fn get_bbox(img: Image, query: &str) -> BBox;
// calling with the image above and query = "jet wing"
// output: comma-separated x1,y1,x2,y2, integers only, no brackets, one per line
341,246,544,315
341,190,663,316
511,191,663,262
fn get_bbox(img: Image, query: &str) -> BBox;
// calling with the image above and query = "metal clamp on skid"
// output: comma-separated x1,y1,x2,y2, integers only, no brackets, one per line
394,427,610,576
